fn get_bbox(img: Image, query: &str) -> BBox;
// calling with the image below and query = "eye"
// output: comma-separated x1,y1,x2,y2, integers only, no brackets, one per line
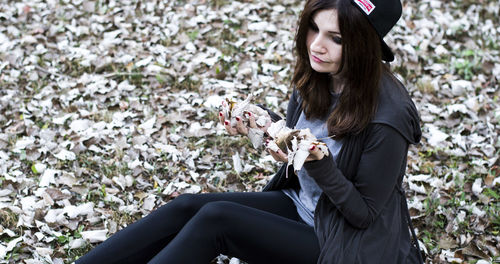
332,36,342,45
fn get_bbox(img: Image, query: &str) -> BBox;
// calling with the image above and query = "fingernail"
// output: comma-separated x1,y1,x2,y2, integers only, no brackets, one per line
310,145,315,151
247,112,252,117
225,121,229,125
219,112,223,117
235,116,240,121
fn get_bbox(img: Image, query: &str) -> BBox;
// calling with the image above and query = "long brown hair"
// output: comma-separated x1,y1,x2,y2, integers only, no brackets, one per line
291,0,385,139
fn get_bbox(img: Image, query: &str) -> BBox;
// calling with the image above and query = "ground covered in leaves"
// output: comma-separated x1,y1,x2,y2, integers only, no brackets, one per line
0,0,499,263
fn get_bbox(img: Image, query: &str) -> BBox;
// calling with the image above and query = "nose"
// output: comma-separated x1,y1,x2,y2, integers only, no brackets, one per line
310,34,326,54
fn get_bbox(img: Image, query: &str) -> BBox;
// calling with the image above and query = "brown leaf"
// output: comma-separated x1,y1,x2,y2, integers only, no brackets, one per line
45,188,71,201
459,242,490,259
485,165,499,187
438,236,458,250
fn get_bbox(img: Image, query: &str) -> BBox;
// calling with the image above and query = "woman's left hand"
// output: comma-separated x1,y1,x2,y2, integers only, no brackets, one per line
265,143,325,163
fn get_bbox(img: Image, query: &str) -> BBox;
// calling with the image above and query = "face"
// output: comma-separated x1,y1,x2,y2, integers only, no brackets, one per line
306,9,342,74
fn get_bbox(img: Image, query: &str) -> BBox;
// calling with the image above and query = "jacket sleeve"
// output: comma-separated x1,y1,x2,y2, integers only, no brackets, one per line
303,124,408,229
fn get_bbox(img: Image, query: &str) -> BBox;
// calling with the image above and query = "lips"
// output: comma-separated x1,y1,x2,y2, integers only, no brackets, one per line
311,55,325,63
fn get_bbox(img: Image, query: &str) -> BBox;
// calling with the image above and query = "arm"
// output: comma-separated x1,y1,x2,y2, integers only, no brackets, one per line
303,124,408,229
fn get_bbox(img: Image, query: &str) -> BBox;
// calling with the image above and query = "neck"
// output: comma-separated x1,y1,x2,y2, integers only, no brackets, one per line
331,78,344,94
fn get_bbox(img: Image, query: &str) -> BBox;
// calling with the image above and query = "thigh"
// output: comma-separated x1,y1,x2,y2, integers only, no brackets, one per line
77,191,301,264
213,201,320,264
173,191,301,222
148,200,319,264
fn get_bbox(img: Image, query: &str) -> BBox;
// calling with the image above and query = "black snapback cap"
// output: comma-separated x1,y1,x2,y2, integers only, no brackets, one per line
350,0,402,61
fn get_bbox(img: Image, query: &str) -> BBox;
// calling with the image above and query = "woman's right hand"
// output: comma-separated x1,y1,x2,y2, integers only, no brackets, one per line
219,111,271,136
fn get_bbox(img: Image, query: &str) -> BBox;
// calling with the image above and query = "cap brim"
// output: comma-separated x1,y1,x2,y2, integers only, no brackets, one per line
381,40,394,62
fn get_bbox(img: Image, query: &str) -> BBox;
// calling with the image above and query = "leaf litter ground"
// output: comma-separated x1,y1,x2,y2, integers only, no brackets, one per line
0,0,499,263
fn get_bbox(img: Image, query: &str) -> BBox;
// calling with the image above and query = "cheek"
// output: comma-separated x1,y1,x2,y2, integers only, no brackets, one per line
331,45,342,62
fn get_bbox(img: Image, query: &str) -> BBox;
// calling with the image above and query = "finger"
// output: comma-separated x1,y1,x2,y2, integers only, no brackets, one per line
276,149,289,162
261,119,272,134
246,112,257,129
268,147,288,162
224,120,238,136
307,145,324,161
219,111,225,125
267,148,285,162
235,116,248,135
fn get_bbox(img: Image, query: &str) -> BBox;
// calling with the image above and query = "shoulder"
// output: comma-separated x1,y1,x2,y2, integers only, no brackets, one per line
372,73,422,144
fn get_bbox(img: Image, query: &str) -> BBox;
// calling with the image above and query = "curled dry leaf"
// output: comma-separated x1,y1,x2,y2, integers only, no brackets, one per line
221,95,271,148
267,120,329,172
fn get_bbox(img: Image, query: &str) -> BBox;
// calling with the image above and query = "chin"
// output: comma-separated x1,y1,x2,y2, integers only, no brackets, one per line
310,61,332,73
310,65,330,73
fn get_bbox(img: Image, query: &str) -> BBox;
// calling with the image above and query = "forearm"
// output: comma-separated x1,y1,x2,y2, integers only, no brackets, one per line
304,156,373,228
304,125,409,229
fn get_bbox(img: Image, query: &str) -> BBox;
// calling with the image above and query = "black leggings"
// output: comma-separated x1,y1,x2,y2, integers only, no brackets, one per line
76,191,320,264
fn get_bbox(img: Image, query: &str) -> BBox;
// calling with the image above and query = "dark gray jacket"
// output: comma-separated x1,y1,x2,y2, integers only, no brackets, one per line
263,73,422,263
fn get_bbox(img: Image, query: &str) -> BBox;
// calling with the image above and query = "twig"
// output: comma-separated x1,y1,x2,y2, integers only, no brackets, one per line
34,65,67,78
103,71,175,78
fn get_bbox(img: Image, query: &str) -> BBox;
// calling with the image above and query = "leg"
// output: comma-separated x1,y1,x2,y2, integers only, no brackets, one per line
148,201,320,264
76,191,302,264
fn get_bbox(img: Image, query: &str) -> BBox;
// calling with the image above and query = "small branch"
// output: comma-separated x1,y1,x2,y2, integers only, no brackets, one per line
34,65,67,78
103,71,173,78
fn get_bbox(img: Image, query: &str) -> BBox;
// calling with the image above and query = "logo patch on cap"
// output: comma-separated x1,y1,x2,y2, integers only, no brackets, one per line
354,0,376,15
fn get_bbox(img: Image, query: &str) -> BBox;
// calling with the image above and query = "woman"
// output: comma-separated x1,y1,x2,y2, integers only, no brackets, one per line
77,0,423,263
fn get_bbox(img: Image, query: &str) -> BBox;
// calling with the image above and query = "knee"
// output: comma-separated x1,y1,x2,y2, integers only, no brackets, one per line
195,201,235,224
150,193,200,219
168,193,199,213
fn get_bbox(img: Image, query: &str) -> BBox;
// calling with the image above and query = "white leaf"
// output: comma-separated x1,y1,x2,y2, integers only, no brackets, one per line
135,56,153,67
139,116,157,136
266,141,280,153
69,119,91,133
13,137,35,153
35,247,53,256
293,140,313,171
248,21,277,32
450,80,472,96
32,163,47,174
69,238,86,249
203,95,224,108
229,258,241,264
425,124,449,146
54,150,76,161
232,153,243,174
471,178,483,196
40,169,58,187
0,189,12,196
248,128,264,148
142,195,156,211
81,229,108,243
0,236,22,259
64,202,94,218
117,80,135,92
52,113,76,125
408,182,427,194
128,158,142,169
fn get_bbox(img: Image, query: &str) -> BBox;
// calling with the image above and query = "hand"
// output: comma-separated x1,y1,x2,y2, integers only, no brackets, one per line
265,142,325,163
219,111,271,136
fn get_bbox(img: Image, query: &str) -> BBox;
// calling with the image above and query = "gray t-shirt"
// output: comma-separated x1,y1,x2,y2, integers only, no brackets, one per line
282,94,343,226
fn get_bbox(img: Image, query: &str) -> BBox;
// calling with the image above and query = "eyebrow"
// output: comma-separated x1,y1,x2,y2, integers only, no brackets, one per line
310,19,341,35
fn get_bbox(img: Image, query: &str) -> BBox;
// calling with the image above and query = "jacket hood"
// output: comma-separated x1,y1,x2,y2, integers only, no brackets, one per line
372,73,422,144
